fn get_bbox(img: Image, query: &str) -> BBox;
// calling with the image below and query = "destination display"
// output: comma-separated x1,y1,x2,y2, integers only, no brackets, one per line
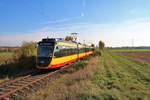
38,42,53,46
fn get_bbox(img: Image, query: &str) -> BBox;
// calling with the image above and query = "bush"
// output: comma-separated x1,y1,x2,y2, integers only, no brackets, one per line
13,41,37,68
73,61,87,70
20,41,37,57
14,41,36,58
99,41,105,51
93,49,101,56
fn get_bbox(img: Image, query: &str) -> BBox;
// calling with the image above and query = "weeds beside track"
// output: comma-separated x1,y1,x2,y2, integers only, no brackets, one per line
0,63,74,99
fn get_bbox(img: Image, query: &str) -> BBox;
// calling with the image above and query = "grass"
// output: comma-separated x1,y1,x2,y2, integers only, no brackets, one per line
91,51,150,99
28,51,150,100
0,52,14,57
110,49,150,52
0,52,14,65
28,57,99,100
72,60,88,70
0,77,9,83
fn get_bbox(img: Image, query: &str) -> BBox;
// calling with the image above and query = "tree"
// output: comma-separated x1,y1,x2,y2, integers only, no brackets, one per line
99,41,105,51
65,36,74,41
21,41,37,57
14,41,37,58
91,44,95,47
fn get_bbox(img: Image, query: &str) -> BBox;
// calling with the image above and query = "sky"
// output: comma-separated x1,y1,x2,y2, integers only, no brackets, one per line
0,0,150,47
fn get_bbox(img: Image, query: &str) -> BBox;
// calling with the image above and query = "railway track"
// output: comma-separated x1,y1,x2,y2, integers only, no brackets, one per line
0,64,72,100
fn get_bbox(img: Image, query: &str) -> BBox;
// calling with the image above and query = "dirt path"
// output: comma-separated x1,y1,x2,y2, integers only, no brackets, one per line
115,52,150,64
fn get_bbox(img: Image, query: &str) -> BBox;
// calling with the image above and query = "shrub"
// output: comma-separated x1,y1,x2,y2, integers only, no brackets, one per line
20,41,37,57
14,41,36,58
73,61,87,70
13,41,37,68
99,41,105,51
93,49,101,56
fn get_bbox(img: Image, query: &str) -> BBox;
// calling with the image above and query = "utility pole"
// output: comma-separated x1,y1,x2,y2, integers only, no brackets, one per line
83,40,85,44
71,33,78,42
53,32,55,38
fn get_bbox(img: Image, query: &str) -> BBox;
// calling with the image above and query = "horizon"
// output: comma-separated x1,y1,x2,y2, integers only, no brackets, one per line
0,0,150,47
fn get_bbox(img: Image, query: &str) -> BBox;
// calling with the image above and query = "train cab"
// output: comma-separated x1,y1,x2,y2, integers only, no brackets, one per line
36,38,55,69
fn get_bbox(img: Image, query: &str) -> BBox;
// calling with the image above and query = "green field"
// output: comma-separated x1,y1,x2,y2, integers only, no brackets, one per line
110,49,150,52
0,52,14,65
92,51,150,99
0,52,14,57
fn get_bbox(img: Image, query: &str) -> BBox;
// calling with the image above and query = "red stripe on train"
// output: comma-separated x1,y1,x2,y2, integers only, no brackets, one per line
49,52,93,69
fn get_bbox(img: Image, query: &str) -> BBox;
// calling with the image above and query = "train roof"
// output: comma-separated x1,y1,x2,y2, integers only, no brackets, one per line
38,38,93,48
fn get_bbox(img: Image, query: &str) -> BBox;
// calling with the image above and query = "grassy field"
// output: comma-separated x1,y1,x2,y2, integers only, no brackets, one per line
0,52,14,56
92,51,150,99
28,51,150,100
110,49,150,52
112,49,150,64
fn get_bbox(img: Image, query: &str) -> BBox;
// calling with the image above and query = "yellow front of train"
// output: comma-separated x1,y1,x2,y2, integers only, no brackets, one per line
36,38,56,69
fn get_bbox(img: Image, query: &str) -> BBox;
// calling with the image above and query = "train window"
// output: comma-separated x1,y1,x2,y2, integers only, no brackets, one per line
54,47,78,58
38,45,54,57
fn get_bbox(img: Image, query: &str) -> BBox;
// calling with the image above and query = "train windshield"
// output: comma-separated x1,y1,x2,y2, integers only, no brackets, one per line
38,46,54,57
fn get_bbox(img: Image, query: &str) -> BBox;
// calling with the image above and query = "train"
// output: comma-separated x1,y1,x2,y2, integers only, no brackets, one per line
36,38,94,69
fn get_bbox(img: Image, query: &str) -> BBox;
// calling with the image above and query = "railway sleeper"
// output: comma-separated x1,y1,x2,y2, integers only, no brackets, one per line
27,87,37,93
17,81,33,85
29,82,44,91
0,76,30,87
31,82,41,85
11,83,25,87
10,95,24,100
24,79,41,83
19,80,35,83
26,77,40,81
0,91,5,95
17,80,37,85
34,80,47,85
20,80,36,83
32,84,43,87
38,79,49,84
17,89,31,96
17,87,34,95
0,88,11,92
5,85,18,89
12,92,27,99
31,86,39,92
0,88,13,93
35,80,43,84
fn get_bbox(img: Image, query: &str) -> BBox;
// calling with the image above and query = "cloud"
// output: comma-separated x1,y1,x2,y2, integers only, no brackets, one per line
42,15,84,25
0,19,150,47
41,0,86,25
